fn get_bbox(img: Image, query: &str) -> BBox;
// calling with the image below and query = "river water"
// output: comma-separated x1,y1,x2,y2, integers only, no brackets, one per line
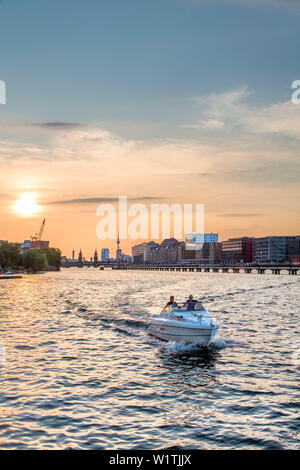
0,269,299,449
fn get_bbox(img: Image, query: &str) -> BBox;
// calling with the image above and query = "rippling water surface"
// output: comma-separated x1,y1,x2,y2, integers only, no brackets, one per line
0,269,299,449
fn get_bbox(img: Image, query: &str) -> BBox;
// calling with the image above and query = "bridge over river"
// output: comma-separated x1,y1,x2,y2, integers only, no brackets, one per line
119,264,299,275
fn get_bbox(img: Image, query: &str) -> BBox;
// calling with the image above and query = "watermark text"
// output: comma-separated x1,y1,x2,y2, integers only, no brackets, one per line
96,196,204,249
291,80,300,104
0,80,6,104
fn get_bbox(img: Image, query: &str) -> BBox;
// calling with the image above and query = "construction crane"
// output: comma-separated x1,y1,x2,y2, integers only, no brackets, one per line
30,219,46,242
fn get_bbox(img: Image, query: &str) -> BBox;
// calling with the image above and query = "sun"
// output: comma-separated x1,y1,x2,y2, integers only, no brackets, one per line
14,193,40,216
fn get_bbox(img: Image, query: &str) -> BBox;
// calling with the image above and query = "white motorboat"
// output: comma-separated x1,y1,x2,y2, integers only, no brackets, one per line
147,301,219,347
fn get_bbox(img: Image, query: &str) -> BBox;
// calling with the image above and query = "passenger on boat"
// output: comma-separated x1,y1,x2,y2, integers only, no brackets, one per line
165,296,177,308
185,294,196,310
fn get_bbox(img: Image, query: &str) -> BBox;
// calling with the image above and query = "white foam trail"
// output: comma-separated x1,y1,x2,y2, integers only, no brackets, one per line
161,340,201,354
210,335,245,349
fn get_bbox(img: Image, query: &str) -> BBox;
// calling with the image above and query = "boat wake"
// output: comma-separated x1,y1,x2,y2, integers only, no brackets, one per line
210,337,245,352
147,334,244,355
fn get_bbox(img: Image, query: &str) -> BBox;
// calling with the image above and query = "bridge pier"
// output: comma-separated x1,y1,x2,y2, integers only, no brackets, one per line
122,264,298,275
289,269,297,275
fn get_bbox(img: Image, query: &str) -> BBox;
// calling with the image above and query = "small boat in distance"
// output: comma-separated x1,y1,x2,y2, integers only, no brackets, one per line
147,300,219,347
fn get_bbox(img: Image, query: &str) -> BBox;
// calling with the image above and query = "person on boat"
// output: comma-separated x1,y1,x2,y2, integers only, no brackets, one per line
165,296,177,308
185,294,196,310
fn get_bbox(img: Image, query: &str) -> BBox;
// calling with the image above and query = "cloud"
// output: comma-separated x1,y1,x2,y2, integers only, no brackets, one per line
218,213,266,217
49,196,164,205
0,90,299,218
32,122,85,130
182,119,224,130
188,87,300,140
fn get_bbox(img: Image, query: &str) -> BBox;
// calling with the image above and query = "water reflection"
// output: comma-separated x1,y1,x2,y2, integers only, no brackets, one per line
0,270,299,449
158,346,219,389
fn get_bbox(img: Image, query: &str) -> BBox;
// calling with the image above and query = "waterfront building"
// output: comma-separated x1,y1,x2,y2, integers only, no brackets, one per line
253,237,287,264
120,254,132,265
21,240,32,251
101,248,109,262
132,241,159,264
204,233,219,243
286,236,300,262
149,238,181,264
208,242,222,264
21,239,49,250
222,237,254,264
178,242,222,264
185,233,219,244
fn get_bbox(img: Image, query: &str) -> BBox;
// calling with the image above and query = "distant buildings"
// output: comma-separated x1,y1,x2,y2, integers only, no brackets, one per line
253,236,300,264
93,249,98,267
178,241,222,264
78,249,83,267
30,240,50,249
132,241,159,264
119,253,132,264
101,248,109,262
149,238,181,264
62,245,132,267
21,240,31,251
116,235,122,262
61,234,300,268
132,239,181,264
287,236,300,263
254,237,285,264
222,237,254,264
204,233,219,243
131,234,300,265
21,239,49,251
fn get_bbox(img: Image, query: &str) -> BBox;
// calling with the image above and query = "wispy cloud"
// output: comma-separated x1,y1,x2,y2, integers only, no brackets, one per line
218,213,266,217
49,196,164,205
186,86,300,140
182,119,224,130
31,122,85,130
215,0,300,8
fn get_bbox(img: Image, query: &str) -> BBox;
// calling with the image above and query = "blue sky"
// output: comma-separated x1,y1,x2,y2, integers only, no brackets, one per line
1,0,299,137
0,0,299,253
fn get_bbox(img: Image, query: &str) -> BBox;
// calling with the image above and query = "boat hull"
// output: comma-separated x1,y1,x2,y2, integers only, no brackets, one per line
147,321,219,347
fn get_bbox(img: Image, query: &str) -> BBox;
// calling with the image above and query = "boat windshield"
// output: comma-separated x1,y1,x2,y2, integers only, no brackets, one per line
161,301,205,313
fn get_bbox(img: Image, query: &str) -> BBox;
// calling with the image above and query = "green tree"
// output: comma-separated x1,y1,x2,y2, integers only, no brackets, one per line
0,242,22,270
22,248,48,273
41,247,61,267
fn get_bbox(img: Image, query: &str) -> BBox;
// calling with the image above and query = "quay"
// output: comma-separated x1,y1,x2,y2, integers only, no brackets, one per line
0,275,23,280
115,264,299,275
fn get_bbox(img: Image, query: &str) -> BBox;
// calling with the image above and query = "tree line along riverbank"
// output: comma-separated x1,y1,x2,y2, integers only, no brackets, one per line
0,241,61,274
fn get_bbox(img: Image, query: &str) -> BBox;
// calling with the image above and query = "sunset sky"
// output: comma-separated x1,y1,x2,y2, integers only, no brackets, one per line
0,0,299,258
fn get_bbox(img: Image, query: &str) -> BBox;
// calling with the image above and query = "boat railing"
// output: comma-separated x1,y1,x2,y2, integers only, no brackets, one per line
161,301,206,314
160,306,219,324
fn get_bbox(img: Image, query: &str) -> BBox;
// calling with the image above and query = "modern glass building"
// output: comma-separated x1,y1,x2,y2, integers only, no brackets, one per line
254,237,287,263
101,248,109,262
